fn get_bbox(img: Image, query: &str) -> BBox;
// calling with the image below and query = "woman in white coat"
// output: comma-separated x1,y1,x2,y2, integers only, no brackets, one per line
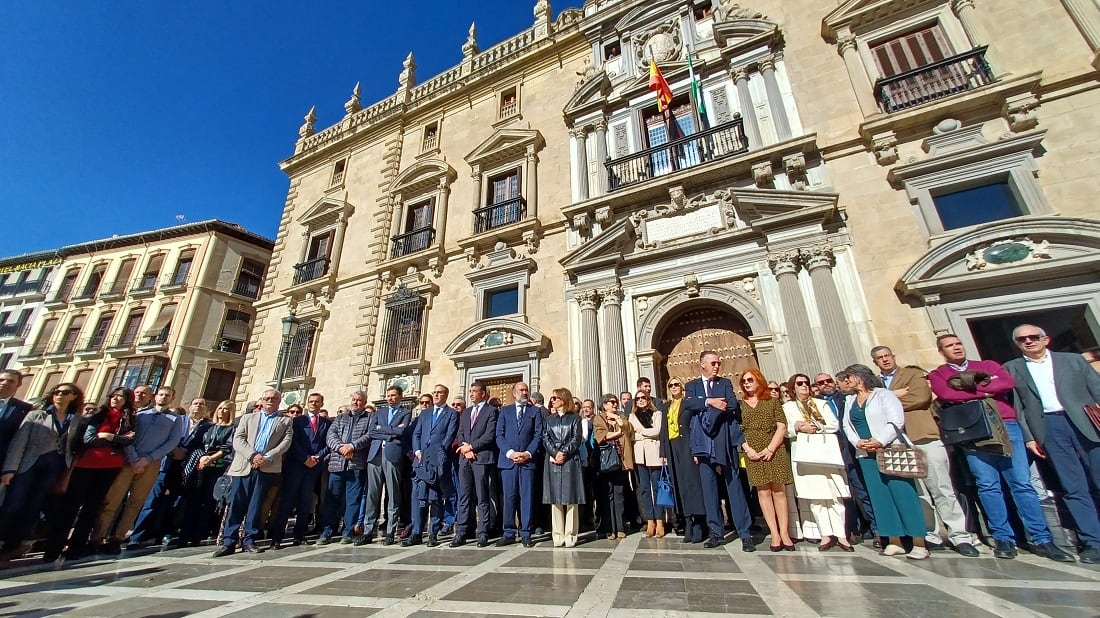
783,373,853,551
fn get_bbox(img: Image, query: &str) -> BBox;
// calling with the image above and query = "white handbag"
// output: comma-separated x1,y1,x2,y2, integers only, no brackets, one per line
790,432,845,467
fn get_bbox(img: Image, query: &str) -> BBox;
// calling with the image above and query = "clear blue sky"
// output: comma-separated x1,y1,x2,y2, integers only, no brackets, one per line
0,0,544,256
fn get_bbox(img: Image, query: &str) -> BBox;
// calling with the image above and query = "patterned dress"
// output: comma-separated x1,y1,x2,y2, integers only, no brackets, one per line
741,398,793,486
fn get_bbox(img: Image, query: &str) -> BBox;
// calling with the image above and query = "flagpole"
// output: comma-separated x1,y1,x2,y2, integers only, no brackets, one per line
687,44,709,131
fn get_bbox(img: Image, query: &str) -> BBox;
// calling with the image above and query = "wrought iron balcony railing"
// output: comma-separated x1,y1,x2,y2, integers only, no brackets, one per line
292,257,329,286
874,46,995,113
390,227,435,258
606,117,749,191
473,198,526,234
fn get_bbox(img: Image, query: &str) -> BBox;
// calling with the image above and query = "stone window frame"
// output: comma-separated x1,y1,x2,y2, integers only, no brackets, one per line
888,129,1050,239
853,5,973,86
329,158,347,188
419,115,444,158
495,82,523,125
466,249,534,322
290,197,354,292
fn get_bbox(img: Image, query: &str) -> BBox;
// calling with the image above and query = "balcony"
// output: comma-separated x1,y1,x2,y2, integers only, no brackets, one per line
45,286,76,307
71,284,101,305
98,280,128,301
104,333,137,354
874,46,995,114
390,227,435,259
160,273,189,294
137,329,169,350
0,323,31,341
75,336,107,355
606,117,749,191
232,276,263,299
46,339,77,358
213,337,246,354
131,275,158,297
292,257,329,286
474,198,527,234
0,279,49,298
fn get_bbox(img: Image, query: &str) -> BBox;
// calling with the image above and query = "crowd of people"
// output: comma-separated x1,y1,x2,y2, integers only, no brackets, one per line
0,321,1098,570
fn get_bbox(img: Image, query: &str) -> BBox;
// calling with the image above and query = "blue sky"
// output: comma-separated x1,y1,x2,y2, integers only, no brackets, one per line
0,1,542,255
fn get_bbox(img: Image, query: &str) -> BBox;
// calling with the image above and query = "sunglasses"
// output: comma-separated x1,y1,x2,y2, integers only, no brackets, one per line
635,396,648,401
794,380,810,386
606,400,619,406
1014,334,1043,343
768,386,780,391
549,395,562,401
53,389,76,396
740,377,755,384
668,382,682,388
815,378,834,386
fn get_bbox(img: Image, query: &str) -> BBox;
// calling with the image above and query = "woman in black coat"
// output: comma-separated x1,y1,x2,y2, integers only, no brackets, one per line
660,377,706,543
542,387,585,548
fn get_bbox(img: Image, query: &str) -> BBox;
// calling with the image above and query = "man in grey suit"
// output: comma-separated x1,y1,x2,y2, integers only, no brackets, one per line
361,385,410,546
213,389,293,557
1005,324,1100,564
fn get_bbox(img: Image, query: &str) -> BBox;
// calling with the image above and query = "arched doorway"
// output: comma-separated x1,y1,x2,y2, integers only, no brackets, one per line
656,304,758,396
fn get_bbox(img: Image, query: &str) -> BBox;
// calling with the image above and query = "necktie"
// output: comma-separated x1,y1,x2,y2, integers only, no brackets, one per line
517,404,523,422
471,404,479,428
433,406,440,426
310,413,318,434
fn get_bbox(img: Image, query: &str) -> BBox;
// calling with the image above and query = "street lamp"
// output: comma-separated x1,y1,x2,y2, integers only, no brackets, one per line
274,311,300,392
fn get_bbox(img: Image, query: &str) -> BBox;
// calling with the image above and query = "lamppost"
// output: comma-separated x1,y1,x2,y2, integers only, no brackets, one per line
274,311,300,392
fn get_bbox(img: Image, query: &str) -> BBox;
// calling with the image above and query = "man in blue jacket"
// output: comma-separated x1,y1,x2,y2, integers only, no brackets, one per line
362,385,411,546
405,385,458,547
495,381,542,547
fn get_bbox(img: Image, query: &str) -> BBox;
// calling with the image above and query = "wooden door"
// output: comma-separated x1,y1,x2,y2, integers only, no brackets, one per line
657,306,757,397
481,374,523,406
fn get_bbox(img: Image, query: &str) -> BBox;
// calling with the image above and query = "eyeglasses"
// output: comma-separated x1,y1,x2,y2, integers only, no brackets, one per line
635,396,648,401
668,382,682,388
83,405,97,412
549,395,562,401
740,377,755,384
53,389,76,396
794,380,810,386
606,401,619,406
1014,334,1044,343
768,386,780,391
815,378,835,386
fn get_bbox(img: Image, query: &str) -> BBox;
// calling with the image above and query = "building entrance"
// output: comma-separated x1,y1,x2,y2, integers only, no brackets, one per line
656,305,757,398
968,304,1099,364
480,374,523,406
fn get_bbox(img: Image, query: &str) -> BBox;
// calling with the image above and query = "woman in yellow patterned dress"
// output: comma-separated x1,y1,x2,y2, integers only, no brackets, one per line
738,368,794,551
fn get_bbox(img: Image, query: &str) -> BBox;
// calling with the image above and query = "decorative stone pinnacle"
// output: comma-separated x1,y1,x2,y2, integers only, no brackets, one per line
463,22,479,57
299,105,317,138
344,82,362,116
399,52,417,89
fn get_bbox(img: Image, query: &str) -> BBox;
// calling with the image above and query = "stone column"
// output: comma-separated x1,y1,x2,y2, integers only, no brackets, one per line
576,290,602,401
599,285,628,395
569,127,589,203
951,0,1003,71
330,209,349,276
801,246,858,371
434,177,450,245
758,54,792,141
593,117,609,198
836,35,879,117
470,165,483,222
767,251,822,371
525,145,539,218
1057,0,1100,65
731,65,763,149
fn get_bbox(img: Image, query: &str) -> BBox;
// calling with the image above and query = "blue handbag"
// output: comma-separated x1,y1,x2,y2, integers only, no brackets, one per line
655,465,676,509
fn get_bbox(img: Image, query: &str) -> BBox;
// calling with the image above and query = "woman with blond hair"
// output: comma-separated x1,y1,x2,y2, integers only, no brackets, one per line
630,389,666,537
178,400,237,546
738,368,795,551
542,388,585,547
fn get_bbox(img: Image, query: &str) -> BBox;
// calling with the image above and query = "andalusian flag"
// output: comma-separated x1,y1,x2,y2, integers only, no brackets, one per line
687,49,708,128
648,59,674,112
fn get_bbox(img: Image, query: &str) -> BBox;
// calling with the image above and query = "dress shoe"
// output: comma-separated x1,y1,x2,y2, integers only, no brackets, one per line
703,537,721,549
924,540,946,552
770,544,783,552
1078,546,1100,564
994,539,1017,559
439,524,454,536
383,535,395,546
270,540,283,551
606,533,616,540
242,544,264,554
906,547,930,560
401,535,422,547
872,538,883,549
426,535,440,547
496,537,515,547
818,538,838,552
838,542,855,552
741,538,756,552
521,537,535,548
783,543,796,551
616,531,627,539
212,545,234,558
881,544,906,556
477,535,489,548
100,540,122,556
954,542,980,557
449,536,467,548
354,535,372,546
1031,541,1076,562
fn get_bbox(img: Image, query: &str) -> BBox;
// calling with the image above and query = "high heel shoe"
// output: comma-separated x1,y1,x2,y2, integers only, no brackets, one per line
769,544,783,552
782,543,796,551
839,543,855,552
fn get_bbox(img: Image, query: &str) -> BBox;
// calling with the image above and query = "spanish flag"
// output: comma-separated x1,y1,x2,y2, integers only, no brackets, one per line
649,59,674,112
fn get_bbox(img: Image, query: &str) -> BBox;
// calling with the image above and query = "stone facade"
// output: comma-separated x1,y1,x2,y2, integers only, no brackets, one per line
9,220,273,404
245,0,1100,407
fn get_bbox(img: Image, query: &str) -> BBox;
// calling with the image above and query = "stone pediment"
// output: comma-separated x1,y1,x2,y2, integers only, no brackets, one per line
563,71,612,118
465,128,545,168
614,0,685,33
822,0,932,39
444,318,550,362
712,17,781,55
296,196,354,226
559,219,636,272
389,158,456,196
896,216,1100,303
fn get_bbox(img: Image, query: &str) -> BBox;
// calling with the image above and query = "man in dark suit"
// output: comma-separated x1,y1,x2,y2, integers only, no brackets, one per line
214,389,293,557
1005,324,1100,564
452,381,498,547
682,351,754,551
404,384,458,547
0,370,32,474
271,392,331,549
495,381,543,547
362,385,410,546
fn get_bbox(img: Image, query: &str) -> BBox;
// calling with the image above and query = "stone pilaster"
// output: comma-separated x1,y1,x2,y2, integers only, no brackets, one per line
801,245,858,371
576,289,602,401
836,35,878,117
767,251,822,372
569,127,589,203
592,117,609,198
1057,0,1100,66
758,54,792,141
730,65,763,149
598,285,627,396
951,0,1002,71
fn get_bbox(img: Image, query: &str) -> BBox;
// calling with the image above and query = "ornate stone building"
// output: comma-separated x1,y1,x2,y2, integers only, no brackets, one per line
243,0,1100,407
8,220,273,403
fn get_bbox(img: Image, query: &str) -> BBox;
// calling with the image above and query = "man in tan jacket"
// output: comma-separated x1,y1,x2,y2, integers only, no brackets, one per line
214,389,293,557
871,345,978,557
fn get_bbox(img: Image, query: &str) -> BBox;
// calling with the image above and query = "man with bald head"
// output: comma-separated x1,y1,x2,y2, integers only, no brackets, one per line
495,381,543,547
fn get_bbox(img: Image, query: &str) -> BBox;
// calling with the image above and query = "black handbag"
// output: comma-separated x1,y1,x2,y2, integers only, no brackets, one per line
598,442,622,473
938,400,994,445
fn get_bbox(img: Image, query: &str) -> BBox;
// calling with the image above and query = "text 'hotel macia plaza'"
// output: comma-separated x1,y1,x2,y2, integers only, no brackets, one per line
239,0,1100,408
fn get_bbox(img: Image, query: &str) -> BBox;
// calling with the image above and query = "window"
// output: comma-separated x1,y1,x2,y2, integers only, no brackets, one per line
381,287,425,365
53,268,81,303
77,264,107,301
105,258,136,297
142,303,176,346
39,371,64,398
217,309,251,354
422,122,439,152
693,1,713,20
0,308,32,338
331,159,347,187
283,320,318,380
871,24,952,78
0,353,12,370
499,87,519,120
295,231,333,285
73,368,94,395
477,169,525,233
392,199,435,258
203,368,237,401
932,181,1023,231
233,258,266,299
30,318,58,355
57,315,85,354
644,98,701,175
87,312,114,351
107,356,168,392
118,310,144,347
135,254,164,292
603,40,621,60
484,286,519,318
167,250,194,287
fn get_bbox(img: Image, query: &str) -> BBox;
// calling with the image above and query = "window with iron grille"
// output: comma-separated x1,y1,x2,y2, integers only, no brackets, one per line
381,286,425,364
283,320,318,380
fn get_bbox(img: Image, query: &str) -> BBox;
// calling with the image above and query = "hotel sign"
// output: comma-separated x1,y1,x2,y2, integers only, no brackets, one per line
0,257,63,275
